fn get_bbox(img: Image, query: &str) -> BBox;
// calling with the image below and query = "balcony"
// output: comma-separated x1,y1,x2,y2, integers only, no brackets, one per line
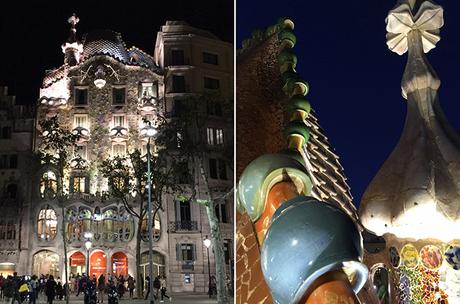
110,126,128,142
72,127,90,141
181,261,194,271
138,95,159,113
168,221,198,233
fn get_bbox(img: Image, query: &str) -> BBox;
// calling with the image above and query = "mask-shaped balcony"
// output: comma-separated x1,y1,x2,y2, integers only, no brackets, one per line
138,92,158,113
72,126,90,140
110,126,129,142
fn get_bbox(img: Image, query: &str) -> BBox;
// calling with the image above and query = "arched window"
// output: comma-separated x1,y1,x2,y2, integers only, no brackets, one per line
103,209,117,242
37,205,57,241
93,207,102,241
141,210,161,242
65,208,78,242
371,264,391,304
78,208,92,241
40,171,58,199
118,207,134,241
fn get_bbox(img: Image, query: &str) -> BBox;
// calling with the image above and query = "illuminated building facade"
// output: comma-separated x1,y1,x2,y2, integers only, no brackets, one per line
3,15,233,294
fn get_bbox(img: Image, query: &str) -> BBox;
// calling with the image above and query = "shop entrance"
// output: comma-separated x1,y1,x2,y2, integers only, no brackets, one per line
0,263,16,276
69,251,86,276
111,252,128,278
90,251,106,280
33,250,59,278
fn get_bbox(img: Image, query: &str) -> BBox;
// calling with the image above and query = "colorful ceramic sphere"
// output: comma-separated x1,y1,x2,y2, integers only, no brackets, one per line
445,245,460,270
420,245,442,270
389,246,401,268
401,244,419,269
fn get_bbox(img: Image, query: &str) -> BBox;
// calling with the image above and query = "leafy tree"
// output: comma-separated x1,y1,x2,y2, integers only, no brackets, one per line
37,115,79,304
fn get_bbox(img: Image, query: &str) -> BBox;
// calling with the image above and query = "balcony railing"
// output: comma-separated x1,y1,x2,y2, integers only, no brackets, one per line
181,261,194,271
168,221,198,232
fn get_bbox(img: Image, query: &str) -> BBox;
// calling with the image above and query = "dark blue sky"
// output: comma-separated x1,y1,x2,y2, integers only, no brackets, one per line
238,1,460,205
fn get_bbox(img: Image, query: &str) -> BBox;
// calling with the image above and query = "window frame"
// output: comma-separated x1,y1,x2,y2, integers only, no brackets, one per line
74,87,89,106
112,86,126,105
202,52,219,65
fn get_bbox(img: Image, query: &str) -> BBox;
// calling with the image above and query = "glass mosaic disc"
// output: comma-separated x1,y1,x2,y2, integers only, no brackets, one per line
401,244,419,269
389,246,400,268
420,245,442,270
445,245,460,270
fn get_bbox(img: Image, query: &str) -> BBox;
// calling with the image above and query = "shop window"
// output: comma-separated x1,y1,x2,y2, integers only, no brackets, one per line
203,52,218,65
177,243,195,261
37,205,57,241
172,75,186,93
171,50,185,65
40,171,58,199
112,87,126,105
75,88,88,105
204,77,220,90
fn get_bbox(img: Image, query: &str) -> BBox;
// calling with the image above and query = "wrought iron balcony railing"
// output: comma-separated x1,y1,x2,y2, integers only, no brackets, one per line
168,221,198,232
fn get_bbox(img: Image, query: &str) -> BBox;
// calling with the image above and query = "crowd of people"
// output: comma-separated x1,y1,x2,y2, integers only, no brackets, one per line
0,272,172,303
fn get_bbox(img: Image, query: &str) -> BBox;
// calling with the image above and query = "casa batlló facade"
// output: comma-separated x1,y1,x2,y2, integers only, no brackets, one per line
0,15,233,294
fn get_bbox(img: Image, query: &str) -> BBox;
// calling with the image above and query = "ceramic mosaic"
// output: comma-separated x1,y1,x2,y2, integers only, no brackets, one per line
420,245,442,270
401,244,419,269
390,246,401,268
445,245,460,270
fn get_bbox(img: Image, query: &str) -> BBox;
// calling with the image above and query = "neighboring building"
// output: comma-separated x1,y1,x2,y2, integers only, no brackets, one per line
0,86,35,276
20,15,232,294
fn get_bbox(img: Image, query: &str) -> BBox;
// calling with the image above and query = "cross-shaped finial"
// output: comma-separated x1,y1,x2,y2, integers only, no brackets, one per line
68,13,79,28
386,0,443,55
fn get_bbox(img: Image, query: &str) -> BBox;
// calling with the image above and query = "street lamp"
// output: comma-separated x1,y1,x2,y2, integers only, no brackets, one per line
204,236,212,298
141,121,157,304
84,232,93,277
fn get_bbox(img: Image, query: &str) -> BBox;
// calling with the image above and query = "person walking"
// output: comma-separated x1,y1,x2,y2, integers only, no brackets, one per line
127,276,135,299
10,272,21,304
143,276,150,300
159,276,171,302
44,275,56,304
153,277,160,300
97,274,105,304
28,275,38,304
2,276,13,304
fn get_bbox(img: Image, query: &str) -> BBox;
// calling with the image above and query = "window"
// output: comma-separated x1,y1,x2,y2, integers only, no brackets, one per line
204,77,220,90
75,88,88,105
207,101,222,116
171,50,185,65
9,154,17,168
207,128,214,145
172,99,183,117
215,203,228,223
177,162,190,184
74,144,87,160
40,171,58,199
103,209,116,242
6,221,15,240
112,87,126,105
72,176,87,193
172,75,186,93
177,244,195,261
112,115,126,128
37,205,57,241
223,240,232,264
0,155,7,169
6,184,17,199
208,159,228,180
0,221,5,240
177,200,192,222
203,52,218,65
1,126,11,139
207,128,224,146
141,211,161,242
74,114,88,129
218,160,227,180
139,82,158,99
112,143,126,157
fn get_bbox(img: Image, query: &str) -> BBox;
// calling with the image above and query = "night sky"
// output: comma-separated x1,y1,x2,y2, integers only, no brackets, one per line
0,0,233,104
238,1,460,205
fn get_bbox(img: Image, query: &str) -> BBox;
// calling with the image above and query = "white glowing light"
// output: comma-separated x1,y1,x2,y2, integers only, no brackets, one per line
84,240,92,250
84,232,93,239
94,78,106,89
203,237,211,248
